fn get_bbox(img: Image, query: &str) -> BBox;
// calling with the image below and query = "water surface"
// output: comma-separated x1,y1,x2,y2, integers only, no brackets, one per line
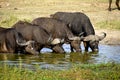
0,44,120,70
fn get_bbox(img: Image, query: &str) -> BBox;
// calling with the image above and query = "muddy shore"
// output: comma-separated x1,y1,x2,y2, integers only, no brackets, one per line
95,29,120,45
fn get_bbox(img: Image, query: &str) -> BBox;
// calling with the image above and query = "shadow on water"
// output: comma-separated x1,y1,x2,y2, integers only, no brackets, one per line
0,44,120,70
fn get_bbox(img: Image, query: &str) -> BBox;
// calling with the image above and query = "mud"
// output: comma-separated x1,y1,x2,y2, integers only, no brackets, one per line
96,29,120,45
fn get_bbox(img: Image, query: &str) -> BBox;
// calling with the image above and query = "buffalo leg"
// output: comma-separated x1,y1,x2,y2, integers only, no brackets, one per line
70,40,81,52
52,44,65,53
116,0,120,10
108,0,112,11
83,41,89,52
70,45,74,52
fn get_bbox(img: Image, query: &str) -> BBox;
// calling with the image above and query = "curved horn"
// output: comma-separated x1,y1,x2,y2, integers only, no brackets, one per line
97,32,106,41
51,38,61,45
16,40,35,46
82,32,106,41
51,38,65,45
68,36,81,41
82,35,96,41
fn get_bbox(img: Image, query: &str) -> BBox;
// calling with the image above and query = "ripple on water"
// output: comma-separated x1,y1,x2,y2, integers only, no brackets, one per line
0,44,120,70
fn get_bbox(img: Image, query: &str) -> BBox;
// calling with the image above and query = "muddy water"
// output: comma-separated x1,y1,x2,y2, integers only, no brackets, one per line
0,44,120,70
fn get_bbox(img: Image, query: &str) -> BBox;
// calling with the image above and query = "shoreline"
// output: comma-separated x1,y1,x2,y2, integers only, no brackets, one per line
95,29,120,45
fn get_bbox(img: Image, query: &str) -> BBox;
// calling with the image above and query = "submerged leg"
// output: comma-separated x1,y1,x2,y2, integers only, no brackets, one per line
83,41,89,52
52,44,65,53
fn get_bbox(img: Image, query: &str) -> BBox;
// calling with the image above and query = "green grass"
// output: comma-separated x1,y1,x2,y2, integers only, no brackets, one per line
0,15,31,28
0,63,120,80
0,15,18,28
95,20,120,30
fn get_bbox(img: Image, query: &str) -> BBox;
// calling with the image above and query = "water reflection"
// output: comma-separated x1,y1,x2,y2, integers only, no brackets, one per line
95,45,120,63
0,52,95,70
0,44,120,70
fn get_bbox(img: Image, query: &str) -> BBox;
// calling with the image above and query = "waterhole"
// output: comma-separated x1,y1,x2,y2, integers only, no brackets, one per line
0,44,120,70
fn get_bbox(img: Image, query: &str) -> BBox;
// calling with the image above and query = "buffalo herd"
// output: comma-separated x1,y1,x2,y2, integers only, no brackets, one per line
0,12,106,54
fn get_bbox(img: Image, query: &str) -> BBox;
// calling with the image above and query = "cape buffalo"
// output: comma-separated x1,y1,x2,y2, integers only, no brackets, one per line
31,17,82,53
12,21,66,53
108,0,120,11
0,27,34,54
50,12,106,52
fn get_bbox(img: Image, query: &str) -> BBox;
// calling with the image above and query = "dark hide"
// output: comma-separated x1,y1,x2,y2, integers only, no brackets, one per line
0,28,25,53
31,17,81,53
0,27,6,31
12,21,58,54
51,12,106,52
108,0,120,11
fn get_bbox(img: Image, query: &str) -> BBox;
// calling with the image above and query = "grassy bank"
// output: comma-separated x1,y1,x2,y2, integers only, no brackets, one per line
0,0,120,29
0,63,120,80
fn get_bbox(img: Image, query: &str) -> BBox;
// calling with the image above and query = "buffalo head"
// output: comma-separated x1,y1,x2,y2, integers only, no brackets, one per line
82,32,106,52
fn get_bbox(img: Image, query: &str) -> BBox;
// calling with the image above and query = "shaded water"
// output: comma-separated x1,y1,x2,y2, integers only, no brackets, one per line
0,44,120,70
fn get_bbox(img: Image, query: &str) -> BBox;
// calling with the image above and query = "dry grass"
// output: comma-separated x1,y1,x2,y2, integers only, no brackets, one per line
96,29,120,45
0,0,120,44
0,0,119,22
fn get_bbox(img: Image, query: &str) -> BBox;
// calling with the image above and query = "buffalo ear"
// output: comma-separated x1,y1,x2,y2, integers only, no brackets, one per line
17,40,35,46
